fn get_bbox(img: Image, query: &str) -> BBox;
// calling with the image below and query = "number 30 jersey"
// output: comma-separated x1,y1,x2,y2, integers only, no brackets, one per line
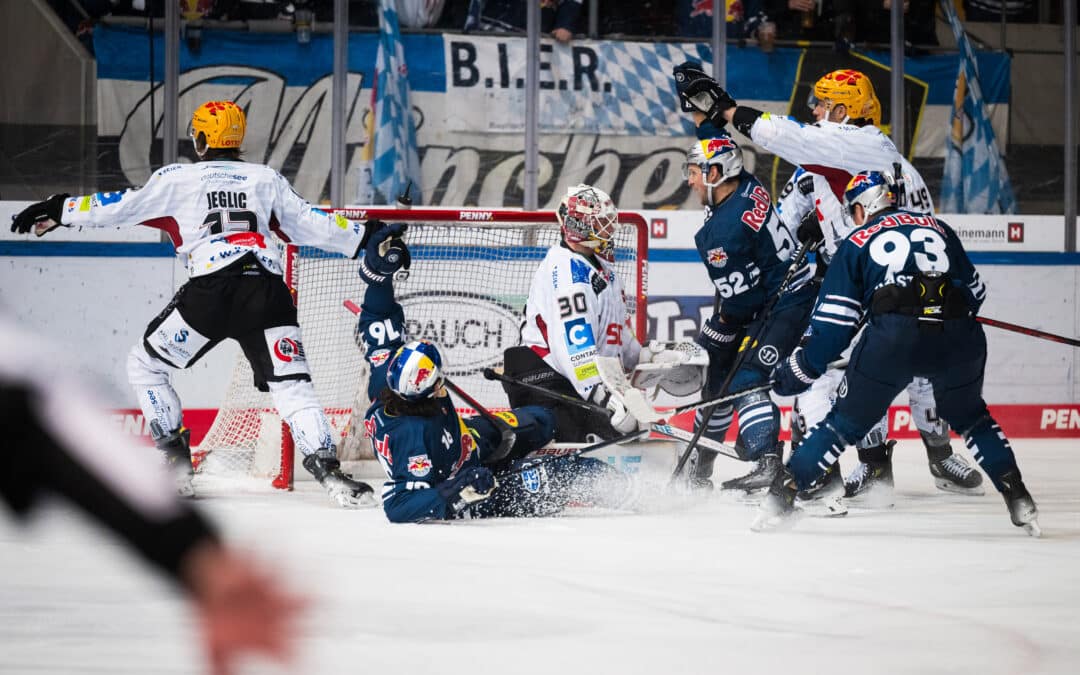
802,208,987,375
59,160,365,277
519,243,641,400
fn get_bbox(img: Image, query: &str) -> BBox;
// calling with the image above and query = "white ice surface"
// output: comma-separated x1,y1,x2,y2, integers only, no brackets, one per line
1,439,1078,675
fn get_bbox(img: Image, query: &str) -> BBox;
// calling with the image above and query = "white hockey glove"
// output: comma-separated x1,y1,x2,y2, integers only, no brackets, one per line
590,384,639,434
632,341,709,397
593,356,665,432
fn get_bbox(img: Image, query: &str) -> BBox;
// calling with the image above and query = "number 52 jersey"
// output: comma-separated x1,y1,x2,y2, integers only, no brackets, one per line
59,160,365,277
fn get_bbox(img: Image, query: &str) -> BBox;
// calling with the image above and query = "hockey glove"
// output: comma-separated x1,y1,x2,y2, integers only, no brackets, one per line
11,193,69,237
589,384,640,434
771,348,820,397
358,222,410,286
697,314,742,371
796,209,824,247
672,61,736,126
437,466,498,514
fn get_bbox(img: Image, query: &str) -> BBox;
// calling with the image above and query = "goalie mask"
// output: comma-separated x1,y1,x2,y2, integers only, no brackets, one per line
809,70,882,127
683,136,743,205
386,340,444,400
843,171,896,221
557,184,618,250
190,100,246,156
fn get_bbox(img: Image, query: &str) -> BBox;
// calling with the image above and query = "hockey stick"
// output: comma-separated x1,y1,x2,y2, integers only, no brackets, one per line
668,238,820,484
482,366,764,458
976,316,1080,348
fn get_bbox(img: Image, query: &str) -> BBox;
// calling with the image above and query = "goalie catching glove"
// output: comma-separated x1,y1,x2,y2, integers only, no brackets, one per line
631,341,709,396
11,193,69,237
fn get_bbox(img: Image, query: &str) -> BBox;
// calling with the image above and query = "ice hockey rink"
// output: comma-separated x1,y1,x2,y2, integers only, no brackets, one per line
1,438,1077,675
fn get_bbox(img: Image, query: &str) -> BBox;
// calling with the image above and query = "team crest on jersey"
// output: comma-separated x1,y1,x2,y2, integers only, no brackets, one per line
274,337,306,363
570,258,592,284
407,454,433,477
369,348,391,366
521,466,543,493
707,247,728,268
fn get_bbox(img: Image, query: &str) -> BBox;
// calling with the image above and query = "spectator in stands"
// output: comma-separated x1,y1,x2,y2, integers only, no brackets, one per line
761,0,853,43
676,0,776,49
963,0,1038,22
465,0,583,43
855,1,939,46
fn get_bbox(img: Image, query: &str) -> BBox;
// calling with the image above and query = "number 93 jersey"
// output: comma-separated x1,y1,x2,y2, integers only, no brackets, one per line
59,161,365,277
802,209,987,374
519,244,641,400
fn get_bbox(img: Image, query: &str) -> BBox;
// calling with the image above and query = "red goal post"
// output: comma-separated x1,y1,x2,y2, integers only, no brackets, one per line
193,207,650,489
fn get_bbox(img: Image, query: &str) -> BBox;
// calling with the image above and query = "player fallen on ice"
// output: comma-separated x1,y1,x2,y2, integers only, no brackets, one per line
501,183,705,443
10,100,374,508
759,171,1039,536
355,222,636,523
674,62,984,500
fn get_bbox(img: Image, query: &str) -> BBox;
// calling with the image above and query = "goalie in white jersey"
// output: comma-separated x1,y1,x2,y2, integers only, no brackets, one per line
11,100,375,508
502,184,698,442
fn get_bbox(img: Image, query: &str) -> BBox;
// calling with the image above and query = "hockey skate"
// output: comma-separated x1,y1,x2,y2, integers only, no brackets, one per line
795,464,847,517
303,452,376,508
751,465,803,532
998,470,1041,537
687,448,719,491
720,449,782,494
926,446,985,495
152,424,194,498
843,441,895,507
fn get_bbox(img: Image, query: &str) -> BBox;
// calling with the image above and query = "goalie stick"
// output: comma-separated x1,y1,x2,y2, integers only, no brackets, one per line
668,238,821,484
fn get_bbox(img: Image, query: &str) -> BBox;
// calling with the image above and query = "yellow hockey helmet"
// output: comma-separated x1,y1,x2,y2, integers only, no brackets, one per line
190,100,246,152
812,70,882,127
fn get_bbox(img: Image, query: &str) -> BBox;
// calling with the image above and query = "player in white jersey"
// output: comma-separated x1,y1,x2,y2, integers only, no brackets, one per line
502,184,666,442
674,65,983,499
11,100,375,508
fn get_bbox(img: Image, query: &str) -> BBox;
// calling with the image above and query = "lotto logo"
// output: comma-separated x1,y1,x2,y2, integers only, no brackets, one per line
1008,222,1024,243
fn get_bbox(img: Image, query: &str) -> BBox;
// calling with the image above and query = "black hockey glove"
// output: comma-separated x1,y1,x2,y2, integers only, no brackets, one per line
771,348,820,397
358,222,410,286
673,61,736,127
796,210,824,247
11,193,69,237
437,466,498,514
697,314,742,371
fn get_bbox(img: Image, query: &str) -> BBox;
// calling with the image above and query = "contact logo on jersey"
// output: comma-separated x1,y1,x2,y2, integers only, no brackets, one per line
563,318,595,355
274,337,306,362
707,247,728,268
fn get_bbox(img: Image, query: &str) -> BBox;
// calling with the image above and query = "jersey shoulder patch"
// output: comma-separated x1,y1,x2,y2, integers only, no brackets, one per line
570,257,592,284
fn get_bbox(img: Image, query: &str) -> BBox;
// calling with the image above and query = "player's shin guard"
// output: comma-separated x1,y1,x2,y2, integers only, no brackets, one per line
787,422,849,493
960,414,1021,493
128,346,184,436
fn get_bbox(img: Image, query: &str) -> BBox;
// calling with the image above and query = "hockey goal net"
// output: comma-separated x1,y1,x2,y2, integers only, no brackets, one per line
192,208,649,488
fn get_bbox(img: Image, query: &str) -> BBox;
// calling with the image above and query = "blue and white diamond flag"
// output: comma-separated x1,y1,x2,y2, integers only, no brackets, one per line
372,0,422,205
940,0,1016,214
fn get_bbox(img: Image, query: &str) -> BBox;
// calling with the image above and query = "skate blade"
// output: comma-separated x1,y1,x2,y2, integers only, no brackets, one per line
797,495,848,518
750,506,805,532
933,478,986,496
1021,519,1042,538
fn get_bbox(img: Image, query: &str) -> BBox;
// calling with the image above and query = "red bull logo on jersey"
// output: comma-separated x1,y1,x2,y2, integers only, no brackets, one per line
407,454,433,477
707,247,728,268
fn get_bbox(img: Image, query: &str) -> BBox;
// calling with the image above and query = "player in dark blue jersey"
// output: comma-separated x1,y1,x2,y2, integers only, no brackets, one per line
354,222,634,523
759,171,1040,535
682,130,819,494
